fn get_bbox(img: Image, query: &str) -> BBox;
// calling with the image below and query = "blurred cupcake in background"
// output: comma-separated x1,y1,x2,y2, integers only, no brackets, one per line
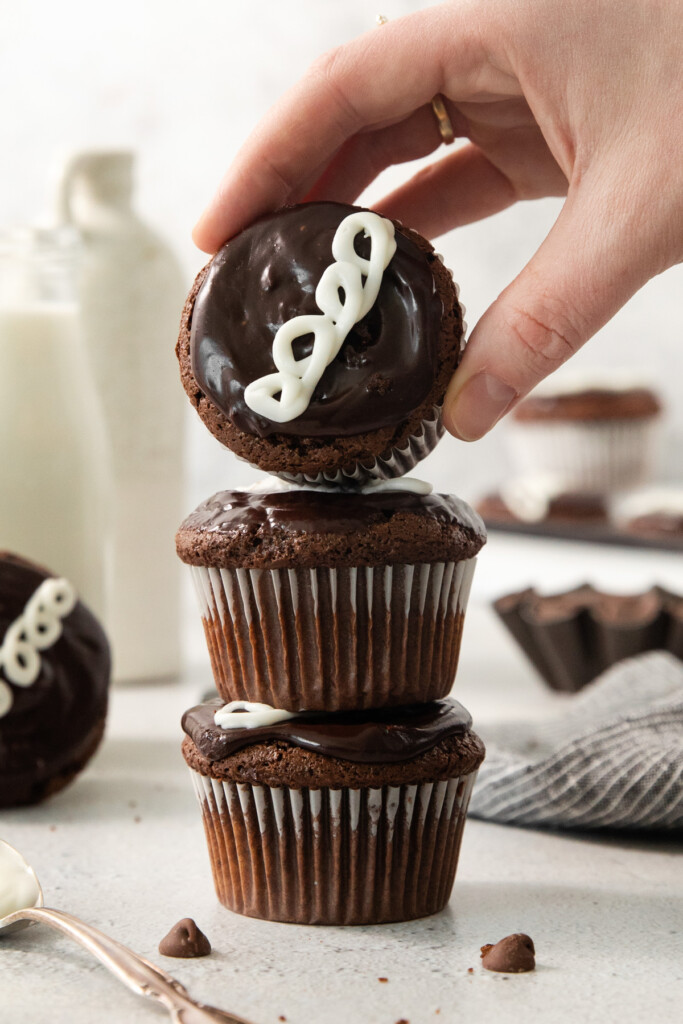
614,487,683,545
476,473,609,528
505,372,663,493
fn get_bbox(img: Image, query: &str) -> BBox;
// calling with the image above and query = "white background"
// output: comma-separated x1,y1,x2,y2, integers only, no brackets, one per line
1,0,681,506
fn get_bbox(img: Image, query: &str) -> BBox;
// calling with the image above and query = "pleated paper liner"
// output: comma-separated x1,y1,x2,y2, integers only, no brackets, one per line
275,404,444,487
190,557,477,711
494,584,683,692
189,769,477,925
505,418,661,493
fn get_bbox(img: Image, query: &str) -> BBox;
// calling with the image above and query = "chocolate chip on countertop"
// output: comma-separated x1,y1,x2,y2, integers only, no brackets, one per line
158,918,211,958
480,934,536,973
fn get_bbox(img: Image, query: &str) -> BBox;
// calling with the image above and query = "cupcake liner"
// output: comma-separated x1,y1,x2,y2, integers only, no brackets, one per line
190,557,477,710
189,769,477,925
275,405,444,487
506,418,661,493
494,585,683,693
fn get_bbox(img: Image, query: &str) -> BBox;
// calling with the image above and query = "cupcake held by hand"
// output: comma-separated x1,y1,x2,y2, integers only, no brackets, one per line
177,202,464,485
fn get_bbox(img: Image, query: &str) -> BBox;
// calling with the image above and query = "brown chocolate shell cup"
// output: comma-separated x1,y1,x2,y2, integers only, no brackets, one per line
494,585,683,692
182,699,485,925
176,202,464,485
177,489,486,711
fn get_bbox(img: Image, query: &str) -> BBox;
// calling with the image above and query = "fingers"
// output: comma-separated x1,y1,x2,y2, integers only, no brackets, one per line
375,143,518,238
303,104,447,206
193,7,495,252
443,177,658,440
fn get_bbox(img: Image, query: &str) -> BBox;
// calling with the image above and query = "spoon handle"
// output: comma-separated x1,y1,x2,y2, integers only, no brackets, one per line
2,906,252,1023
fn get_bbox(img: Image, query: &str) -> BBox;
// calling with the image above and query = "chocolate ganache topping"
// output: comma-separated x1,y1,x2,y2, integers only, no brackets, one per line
182,698,472,764
190,202,443,438
179,488,486,538
0,553,110,807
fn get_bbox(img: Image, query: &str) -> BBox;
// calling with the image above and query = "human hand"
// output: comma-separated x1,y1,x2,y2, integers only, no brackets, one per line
193,0,683,440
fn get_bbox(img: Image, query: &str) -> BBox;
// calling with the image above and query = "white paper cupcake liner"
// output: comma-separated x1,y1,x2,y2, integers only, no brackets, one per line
190,557,477,710
506,419,661,493
190,769,477,925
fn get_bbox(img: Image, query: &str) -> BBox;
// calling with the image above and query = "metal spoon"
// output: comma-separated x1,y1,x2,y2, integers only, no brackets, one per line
0,839,253,1024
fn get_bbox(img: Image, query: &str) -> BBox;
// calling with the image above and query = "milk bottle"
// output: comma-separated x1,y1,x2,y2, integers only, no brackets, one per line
58,151,186,682
0,228,110,617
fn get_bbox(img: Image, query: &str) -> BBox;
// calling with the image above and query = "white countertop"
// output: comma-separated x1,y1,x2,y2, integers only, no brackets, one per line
2,534,683,1024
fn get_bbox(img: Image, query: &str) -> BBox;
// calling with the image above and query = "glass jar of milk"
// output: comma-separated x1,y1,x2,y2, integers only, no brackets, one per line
0,228,110,618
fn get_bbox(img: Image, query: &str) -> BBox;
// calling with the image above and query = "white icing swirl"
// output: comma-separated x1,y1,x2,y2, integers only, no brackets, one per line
0,577,77,719
500,474,572,522
243,211,397,423
214,700,297,730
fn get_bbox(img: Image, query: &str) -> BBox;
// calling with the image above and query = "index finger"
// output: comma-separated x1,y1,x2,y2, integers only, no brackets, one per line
192,6,490,252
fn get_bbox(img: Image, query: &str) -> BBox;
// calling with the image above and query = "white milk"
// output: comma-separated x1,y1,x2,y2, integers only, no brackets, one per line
0,231,110,618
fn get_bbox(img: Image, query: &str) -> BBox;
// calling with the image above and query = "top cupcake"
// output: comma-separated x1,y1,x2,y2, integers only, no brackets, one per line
177,201,464,484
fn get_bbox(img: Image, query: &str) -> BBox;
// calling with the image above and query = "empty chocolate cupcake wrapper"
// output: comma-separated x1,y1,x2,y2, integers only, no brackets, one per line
506,418,661,493
275,405,445,488
190,557,477,711
190,770,476,925
494,585,683,692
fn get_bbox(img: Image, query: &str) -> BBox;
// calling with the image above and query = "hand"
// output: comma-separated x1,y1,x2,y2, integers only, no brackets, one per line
193,0,683,440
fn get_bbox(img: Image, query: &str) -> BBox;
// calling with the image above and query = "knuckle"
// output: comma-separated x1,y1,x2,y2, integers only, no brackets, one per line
505,295,585,375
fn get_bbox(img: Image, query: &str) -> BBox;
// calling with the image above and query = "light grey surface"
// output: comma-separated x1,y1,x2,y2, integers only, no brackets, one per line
2,592,682,1024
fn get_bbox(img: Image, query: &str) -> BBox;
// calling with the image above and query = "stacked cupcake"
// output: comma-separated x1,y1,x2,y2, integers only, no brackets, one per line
477,374,664,531
175,202,486,924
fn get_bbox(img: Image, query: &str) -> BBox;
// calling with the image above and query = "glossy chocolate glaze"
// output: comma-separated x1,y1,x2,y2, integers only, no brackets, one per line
0,553,110,806
190,202,443,438
179,488,486,540
182,698,472,764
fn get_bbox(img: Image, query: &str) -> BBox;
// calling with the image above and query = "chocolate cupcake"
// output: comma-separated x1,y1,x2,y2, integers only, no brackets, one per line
616,488,683,546
506,375,662,493
182,698,485,925
476,475,608,526
177,201,464,485
0,552,110,806
176,484,486,711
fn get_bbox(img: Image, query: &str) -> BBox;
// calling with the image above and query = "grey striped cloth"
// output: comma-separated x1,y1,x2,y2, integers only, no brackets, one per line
468,651,683,830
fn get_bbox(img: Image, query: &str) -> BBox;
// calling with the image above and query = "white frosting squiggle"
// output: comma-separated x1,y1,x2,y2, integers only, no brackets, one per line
0,577,77,719
214,700,298,730
244,211,397,423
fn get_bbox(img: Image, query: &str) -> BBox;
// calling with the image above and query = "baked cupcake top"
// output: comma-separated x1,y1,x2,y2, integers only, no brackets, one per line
177,201,463,479
175,485,486,569
182,697,485,787
0,552,110,806
512,377,661,423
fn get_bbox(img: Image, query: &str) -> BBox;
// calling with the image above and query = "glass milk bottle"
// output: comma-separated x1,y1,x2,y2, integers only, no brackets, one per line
0,228,110,617
58,150,186,682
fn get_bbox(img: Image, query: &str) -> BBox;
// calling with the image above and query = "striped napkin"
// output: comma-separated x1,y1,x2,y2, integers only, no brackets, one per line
469,651,683,830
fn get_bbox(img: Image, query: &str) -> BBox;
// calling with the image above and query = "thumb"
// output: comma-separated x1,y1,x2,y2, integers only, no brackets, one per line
443,178,660,441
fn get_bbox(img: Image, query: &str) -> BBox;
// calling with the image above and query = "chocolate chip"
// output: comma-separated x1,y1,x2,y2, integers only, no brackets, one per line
158,918,211,958
480,934,535,973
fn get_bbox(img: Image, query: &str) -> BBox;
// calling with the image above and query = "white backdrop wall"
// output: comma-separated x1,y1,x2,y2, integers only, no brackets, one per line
1,0,681,506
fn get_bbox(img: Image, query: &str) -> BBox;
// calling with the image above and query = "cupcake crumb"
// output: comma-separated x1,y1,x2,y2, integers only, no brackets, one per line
467,967,474,974
378,977,389,983
278,1016,286,1021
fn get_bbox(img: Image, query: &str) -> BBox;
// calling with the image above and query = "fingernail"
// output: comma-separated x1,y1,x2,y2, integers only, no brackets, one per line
445,372,517,441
